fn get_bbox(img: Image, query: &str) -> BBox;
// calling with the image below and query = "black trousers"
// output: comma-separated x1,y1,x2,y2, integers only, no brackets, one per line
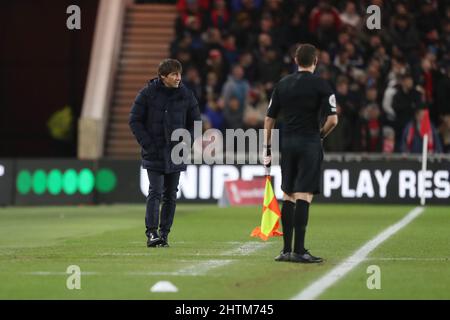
145,170,180,238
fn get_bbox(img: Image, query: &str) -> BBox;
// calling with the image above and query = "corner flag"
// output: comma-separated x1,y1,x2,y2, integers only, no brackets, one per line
419,108,431,137
419,108,434,151
251,176,283,241
420,108,431,206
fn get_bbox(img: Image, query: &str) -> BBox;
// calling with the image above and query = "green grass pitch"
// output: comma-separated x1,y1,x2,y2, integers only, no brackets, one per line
0,204,449,299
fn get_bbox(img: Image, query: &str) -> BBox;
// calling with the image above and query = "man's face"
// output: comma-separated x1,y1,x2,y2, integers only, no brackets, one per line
402,77,413,90
337,82,348,95
162,72,181,88
415,110,425,123
232,66,244,80
320,51,330,64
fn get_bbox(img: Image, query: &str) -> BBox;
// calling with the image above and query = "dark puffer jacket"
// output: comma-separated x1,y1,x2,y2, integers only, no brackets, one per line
129,78,201,173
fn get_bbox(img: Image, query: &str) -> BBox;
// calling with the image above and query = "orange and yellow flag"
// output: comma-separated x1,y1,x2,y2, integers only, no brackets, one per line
250,176,283,241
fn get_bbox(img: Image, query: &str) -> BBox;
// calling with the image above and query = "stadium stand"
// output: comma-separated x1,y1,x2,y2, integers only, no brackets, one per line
105,4,178,158
80,0,450,159
168,0,450,154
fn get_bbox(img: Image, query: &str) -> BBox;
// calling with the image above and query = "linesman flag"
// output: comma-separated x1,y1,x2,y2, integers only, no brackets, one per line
251,176,283,241
419,108,434,151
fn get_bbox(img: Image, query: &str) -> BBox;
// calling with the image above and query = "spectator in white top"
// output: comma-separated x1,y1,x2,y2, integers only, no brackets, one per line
339,1,361,28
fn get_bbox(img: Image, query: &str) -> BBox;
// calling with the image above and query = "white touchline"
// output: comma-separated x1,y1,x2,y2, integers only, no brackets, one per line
129,259,234,276
136,241,272,276
26,272,99,276
221,241,269,256
26,242,273,277
292,206,425,300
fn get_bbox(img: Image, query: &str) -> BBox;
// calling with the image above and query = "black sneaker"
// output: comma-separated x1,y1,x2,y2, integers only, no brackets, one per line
290,250,323,263
158,235,169,247
147,233,162,247
274,251,291,262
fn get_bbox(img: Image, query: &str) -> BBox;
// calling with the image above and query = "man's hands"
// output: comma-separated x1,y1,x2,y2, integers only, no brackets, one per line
263,144,271,175
263,116,276,176
320,114,339,140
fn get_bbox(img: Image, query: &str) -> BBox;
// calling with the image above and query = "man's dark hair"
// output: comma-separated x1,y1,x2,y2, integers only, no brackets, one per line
158,59,182,77
295,44,318,67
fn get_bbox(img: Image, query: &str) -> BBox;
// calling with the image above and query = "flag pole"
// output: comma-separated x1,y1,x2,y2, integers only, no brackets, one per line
420,134,428,206
265,166,271,177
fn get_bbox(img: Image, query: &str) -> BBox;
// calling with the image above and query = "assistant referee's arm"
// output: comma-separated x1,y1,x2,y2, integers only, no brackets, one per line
264,84,281,146
264,116,276,146
319,79,338,139
320,114,338,139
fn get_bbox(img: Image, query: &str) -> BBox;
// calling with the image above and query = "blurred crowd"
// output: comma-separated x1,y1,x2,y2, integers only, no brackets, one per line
170,0,450,153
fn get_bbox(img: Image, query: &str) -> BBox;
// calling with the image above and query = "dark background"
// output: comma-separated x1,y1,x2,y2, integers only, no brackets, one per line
0,0,99,157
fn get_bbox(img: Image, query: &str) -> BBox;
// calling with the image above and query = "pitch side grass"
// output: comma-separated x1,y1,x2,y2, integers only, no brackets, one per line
0,204,448,299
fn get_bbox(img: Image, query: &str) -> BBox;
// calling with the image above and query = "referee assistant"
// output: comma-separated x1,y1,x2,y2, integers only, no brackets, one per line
263,44,338,263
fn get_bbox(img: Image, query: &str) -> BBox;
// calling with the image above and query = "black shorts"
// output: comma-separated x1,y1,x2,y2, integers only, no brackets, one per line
280,138,323,195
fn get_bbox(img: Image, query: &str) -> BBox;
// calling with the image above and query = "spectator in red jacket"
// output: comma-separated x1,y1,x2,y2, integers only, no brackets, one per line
309,0,341,49
207,0,230,30
400,107,443,153
309,0,342,33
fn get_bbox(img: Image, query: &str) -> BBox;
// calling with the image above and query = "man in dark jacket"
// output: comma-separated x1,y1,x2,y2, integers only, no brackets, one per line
392,73,423,152
129,59,201,248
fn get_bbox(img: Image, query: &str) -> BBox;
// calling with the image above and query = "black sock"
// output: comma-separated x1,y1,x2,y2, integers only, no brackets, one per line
294,199,310,254
281,200,295,253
